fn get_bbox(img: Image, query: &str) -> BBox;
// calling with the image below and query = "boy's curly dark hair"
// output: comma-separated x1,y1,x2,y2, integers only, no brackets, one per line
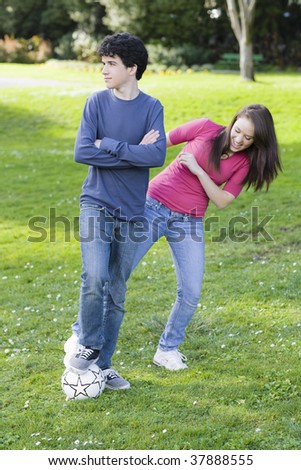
98,32,148,80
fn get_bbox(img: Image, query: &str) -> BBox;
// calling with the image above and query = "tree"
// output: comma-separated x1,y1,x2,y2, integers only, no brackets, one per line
99,0,205,46
225,0,257,80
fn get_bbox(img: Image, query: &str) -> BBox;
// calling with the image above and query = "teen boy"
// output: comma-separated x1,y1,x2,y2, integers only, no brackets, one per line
65,33,166,390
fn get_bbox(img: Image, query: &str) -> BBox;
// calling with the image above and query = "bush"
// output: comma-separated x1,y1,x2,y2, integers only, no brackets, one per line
53,33,77,61
72,31,100,63
0,35,52,63
147,43,212,71
54,31,102,62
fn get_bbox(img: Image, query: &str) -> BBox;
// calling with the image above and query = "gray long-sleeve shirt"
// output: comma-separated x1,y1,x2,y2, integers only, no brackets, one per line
74,89,166,220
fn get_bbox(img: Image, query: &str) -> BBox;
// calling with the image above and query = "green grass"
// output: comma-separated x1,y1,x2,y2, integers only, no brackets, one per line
0,63,300,450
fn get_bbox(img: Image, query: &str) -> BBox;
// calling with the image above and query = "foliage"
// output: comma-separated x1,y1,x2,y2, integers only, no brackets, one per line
0,1,300,66
0,35,52,63
70,30,100,62
253,0,301,66
0,0,109,47
99,0,204,45
0,63,300,450
147,43,211,70
99,0,301,67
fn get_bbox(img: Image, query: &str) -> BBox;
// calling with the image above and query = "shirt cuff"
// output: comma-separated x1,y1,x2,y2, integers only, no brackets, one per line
100,137,119,156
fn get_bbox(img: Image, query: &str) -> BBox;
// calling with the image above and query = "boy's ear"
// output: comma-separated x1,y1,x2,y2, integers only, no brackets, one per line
128,64,138,76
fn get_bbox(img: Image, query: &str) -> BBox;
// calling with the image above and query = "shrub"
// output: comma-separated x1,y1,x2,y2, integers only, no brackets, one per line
147,43,212,72
54,33,77,60
0,35,52,63
54,31,103,63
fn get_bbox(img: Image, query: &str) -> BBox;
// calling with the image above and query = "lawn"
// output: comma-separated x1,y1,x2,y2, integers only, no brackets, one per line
0,63,300,451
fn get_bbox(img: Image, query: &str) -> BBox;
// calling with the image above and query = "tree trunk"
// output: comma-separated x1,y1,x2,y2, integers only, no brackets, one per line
226,0,257,81
240,39,254,81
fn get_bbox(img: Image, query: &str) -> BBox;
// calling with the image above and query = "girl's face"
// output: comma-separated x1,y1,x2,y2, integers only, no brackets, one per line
230,116,255,153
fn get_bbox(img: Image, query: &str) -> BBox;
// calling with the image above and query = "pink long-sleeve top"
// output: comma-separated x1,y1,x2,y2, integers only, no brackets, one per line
147,118,250,217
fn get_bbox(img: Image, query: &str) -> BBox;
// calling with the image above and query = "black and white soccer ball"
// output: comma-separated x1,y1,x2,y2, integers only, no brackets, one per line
62,364,106,400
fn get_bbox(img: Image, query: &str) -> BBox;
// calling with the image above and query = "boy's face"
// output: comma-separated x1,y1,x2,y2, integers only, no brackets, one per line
101,55,136,89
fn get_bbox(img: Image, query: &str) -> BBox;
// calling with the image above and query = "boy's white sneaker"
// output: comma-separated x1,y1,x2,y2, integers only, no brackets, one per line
153,348,188,371
63,333,83,368
64,333,81,354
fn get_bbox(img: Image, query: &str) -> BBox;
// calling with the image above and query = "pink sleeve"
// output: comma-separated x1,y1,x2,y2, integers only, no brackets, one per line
169,119,208,145
223,163,249,198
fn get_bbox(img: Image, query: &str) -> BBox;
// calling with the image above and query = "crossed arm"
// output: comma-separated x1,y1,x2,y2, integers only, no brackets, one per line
95,129,160,148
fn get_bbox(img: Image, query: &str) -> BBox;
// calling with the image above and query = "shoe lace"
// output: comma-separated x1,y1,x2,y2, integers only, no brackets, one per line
177,351,187,361
105,369,119,380
79,348,95,359
169,350,187,364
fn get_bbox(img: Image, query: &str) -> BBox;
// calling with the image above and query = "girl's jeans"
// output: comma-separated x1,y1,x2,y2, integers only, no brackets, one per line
132,196,205,351
74,203,137,369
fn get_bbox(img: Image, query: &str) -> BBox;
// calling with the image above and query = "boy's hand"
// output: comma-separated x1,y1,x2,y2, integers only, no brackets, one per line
139,129,160,145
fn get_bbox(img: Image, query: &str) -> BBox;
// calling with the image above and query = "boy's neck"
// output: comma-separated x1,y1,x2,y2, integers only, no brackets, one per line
113,82,140,101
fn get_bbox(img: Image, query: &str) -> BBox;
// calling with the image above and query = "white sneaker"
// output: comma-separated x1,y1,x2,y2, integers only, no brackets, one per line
64,333,81,354
153,348,188,371
63,333,83,368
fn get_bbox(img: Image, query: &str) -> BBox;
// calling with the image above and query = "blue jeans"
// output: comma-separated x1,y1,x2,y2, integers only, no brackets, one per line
132,196,205,351
73,203,137,369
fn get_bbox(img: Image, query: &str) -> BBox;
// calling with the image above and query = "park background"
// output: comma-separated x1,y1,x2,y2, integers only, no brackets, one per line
1,0,300,451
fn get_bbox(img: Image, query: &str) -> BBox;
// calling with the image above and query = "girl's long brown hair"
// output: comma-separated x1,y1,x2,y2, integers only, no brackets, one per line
208,104,282,191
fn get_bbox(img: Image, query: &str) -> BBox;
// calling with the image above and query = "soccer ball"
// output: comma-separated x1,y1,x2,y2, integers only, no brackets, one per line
62,364,106,400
